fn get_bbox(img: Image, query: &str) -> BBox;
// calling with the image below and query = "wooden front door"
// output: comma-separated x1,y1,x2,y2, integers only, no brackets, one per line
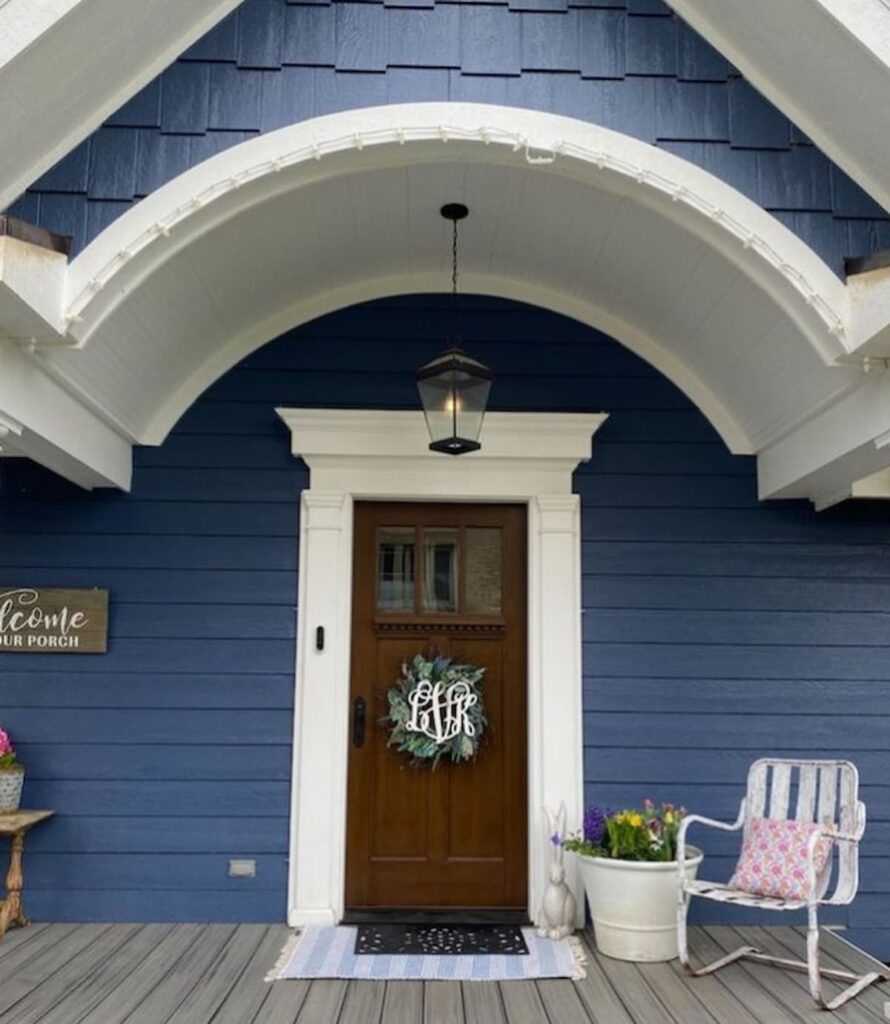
345,502,528,911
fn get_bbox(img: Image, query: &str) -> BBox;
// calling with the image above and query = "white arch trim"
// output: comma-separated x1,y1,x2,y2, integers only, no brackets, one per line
58,103,849,456
6,102,890,501
278,407,607,928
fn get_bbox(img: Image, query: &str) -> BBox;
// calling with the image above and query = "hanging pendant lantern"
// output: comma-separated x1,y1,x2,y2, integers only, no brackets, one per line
417,204,493,456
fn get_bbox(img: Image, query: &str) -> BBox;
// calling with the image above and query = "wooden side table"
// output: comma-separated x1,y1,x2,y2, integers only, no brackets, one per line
0,810,53,940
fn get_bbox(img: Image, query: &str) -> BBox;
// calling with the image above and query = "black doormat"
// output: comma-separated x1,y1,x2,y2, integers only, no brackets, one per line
355,923,529,956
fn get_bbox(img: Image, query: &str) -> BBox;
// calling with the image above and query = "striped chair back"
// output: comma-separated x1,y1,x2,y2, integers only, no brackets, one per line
744,759,864,902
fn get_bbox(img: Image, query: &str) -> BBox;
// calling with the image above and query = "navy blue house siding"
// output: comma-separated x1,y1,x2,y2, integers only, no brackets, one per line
7,0,890,274
2,295,890,958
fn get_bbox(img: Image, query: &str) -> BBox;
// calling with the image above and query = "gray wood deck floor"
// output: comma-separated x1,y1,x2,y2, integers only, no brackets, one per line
0,923,886,1023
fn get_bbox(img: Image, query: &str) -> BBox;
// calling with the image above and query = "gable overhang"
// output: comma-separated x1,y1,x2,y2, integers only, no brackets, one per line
0,0,243,216
666,0,890,217
0,102,884,504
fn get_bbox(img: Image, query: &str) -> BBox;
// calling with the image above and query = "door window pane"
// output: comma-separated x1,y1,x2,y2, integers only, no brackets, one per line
421,529,459,612
465,527,502,614
377,528,415,611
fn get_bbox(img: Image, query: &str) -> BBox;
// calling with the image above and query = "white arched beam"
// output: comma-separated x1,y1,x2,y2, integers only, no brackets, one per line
56,106,853,455
0,104,880,502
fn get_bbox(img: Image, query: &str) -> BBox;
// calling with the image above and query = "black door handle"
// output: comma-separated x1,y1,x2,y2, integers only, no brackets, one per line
353,697,366,747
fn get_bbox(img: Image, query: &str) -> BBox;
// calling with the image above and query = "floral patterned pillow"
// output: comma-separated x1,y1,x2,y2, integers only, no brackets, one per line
729,817,833,901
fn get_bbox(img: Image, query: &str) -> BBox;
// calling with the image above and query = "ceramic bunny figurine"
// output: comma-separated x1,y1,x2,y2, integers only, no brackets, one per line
537,802,577,940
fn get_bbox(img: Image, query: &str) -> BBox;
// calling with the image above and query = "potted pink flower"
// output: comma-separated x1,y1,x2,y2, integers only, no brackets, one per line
0,728,24,812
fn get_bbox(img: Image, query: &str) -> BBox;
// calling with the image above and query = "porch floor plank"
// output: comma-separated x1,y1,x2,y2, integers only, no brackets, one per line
165,924,269,1024
207,925,289,1024
116,923,238,1024
337,979,385,1024
293,978,348,1024
380,979,422,1024
460,981,506,1024
53,924,209,1024
422,980,464,1024
788,926,889,1020
0,926,51,965
705,927,835,1024
0,924,142,1024
498,980,546,1024
683,925,802,1024
0,925,886,1024
21,924,173,1024
255,977,311,1024
573,934,635,1024
733,926,885,1023
535,977,594,1024
0,925,113,1021
589,949,677,1024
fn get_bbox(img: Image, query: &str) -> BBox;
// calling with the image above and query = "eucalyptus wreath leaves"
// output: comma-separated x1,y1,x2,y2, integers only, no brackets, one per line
385,653,487,768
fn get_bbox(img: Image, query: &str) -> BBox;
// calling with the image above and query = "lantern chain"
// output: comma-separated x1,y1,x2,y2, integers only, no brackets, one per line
452,216,459,296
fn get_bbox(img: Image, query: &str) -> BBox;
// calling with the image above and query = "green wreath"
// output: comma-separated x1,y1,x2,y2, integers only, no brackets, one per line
385,654,487,768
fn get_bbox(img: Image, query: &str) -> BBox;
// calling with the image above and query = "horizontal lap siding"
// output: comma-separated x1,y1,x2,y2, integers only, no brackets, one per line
7,1,890,274
3,294,890,960
578,417,890,957
0,366,304,922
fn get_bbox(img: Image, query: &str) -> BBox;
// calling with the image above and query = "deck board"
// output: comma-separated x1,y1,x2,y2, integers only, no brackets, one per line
380,980,422,1024
736,926,885,1022
423,981,463,1024
498,980,546,1024
22,924,171,1024
338,979,385,1024
0,925,886,1024
118,923,237,1024
209,925,287,1024
683,926,796,1024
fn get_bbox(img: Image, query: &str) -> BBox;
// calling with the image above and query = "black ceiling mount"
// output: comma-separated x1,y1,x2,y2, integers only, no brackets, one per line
440,203,469,221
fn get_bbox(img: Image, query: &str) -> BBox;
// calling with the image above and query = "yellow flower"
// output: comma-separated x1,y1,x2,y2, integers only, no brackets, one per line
629,813,643,828
664,811,674,824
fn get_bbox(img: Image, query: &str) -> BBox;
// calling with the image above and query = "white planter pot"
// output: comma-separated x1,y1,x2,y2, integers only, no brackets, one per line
0,767,24,812
576,846,704,962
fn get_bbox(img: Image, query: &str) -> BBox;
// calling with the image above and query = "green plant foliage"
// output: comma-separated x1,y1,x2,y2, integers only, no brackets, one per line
384,653,487,769
563,800,686,862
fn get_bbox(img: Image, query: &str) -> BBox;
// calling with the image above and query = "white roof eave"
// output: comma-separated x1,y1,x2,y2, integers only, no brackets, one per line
666,0,890,217
0,0,241,212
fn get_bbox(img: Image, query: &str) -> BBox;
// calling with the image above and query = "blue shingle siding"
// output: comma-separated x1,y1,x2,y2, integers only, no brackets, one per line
1,294,889,959
7,0,890,274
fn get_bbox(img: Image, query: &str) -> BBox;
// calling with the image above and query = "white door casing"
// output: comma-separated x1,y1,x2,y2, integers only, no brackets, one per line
277,408,608,926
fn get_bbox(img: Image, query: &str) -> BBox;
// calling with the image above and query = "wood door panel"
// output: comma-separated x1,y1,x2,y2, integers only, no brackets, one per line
345,502,527,911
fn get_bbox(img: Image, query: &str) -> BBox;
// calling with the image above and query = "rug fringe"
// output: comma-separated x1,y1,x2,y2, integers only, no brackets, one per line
567,934,588,980
265,929,303,982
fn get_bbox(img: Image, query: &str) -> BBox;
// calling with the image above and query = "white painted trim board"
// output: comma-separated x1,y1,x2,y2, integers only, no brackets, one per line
277,408,607,927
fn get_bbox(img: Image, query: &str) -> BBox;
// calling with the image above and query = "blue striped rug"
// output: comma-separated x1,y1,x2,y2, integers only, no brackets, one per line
267,926,585,982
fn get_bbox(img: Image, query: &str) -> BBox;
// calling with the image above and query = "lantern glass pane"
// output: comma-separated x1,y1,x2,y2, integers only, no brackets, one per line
417,375,457,443
454,376,491,443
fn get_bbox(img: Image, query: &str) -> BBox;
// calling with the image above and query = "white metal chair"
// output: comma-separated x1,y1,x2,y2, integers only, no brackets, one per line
676,758,889,1011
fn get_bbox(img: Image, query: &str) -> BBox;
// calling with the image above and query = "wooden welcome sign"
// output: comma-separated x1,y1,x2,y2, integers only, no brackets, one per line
0,587,108,653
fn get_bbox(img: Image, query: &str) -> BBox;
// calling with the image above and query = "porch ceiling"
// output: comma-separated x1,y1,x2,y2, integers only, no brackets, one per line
1,103,889,505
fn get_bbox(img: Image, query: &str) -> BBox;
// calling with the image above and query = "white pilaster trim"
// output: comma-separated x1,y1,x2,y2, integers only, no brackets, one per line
279,409,607,928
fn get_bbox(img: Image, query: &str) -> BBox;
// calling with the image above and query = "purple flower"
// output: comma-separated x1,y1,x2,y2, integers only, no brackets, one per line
583,805,608,846
550,832,561,847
